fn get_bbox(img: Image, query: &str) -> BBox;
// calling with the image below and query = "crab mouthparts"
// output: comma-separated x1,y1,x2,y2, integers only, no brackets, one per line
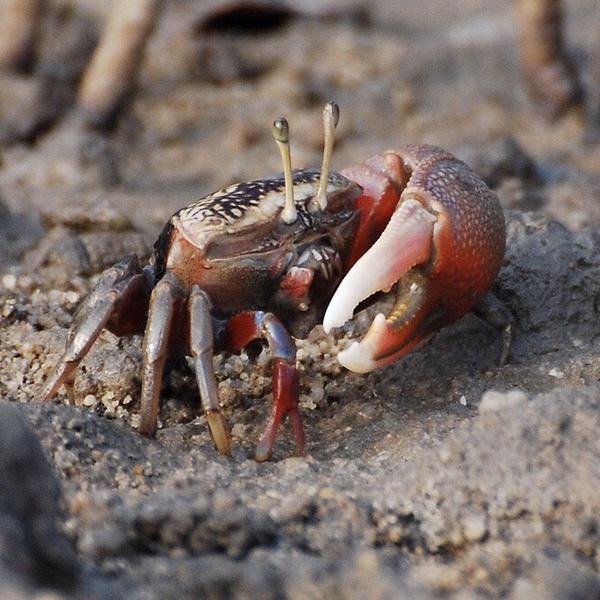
322,199,437,373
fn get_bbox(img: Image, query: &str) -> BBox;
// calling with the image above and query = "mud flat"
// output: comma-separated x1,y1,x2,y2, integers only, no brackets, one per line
0,1,598,597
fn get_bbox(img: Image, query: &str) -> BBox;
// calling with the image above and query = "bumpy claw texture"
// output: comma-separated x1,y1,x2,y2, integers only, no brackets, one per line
406,145,505,314
325,144,506,372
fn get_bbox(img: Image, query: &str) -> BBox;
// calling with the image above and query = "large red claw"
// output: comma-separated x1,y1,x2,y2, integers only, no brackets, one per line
323,145,506,373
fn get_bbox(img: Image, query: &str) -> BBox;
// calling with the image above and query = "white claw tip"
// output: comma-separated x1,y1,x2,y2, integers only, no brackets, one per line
336,313,387,373
338,341,378,373
322,300,353,334
372,312,388,334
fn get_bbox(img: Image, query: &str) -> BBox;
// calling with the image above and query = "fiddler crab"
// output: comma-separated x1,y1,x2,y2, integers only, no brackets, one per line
43,103,508,461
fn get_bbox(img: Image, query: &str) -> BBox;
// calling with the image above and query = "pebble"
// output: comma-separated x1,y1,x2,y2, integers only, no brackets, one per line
462,513,487,542
548,368,564,379
65,291,80,304
439,445,452,464
2,273,16,290
318,486,336,499
230,422,245,438
479,389,528,413
82,395,97,407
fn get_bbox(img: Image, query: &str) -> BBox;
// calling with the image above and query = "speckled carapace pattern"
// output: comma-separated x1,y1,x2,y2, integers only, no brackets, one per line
398,144,506,321
173,169,355,251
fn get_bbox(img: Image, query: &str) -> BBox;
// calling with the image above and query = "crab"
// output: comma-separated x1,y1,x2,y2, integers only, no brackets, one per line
43,103,507,461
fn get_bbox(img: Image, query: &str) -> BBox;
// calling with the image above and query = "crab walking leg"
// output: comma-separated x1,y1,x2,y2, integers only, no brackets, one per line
224,312,303,462
189,286,231,456
138,273,180,437
473,292,513,366
43,257,148,402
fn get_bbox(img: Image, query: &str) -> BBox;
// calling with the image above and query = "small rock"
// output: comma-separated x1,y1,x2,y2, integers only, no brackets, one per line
462,513,487,542
0,402,79,590
2,274,16,290
548,368,564,379
479,389,528,413
82,394,97,407
438,445,452,464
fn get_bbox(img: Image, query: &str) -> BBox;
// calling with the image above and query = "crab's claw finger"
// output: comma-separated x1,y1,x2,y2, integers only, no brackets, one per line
333,274,435,373
323,198,437,372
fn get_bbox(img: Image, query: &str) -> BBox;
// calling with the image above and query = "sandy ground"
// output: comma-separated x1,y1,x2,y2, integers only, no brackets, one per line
0,1,599,598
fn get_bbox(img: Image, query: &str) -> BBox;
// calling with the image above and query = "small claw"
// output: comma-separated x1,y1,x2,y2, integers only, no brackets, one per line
323,199,435,334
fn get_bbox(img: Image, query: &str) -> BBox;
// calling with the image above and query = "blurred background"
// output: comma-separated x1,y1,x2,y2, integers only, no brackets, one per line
0,0,598,268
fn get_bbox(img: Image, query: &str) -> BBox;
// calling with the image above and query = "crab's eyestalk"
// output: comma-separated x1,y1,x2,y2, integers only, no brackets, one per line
311,101,340,213
272,117,297,224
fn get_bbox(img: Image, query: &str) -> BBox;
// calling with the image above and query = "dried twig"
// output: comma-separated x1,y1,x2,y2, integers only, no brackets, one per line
0,0,42,72
77,0,162,128
516,0,582,119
